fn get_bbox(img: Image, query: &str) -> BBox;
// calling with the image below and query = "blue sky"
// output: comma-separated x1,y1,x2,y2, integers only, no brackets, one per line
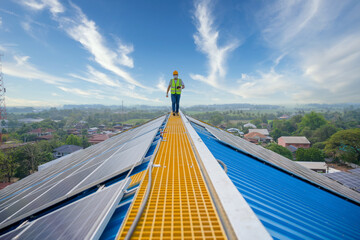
1,0,360,107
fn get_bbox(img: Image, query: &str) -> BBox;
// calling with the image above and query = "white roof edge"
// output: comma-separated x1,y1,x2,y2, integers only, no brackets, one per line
180,112,272,240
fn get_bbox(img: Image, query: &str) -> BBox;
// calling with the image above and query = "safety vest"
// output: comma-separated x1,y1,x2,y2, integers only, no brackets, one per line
171,78,182,94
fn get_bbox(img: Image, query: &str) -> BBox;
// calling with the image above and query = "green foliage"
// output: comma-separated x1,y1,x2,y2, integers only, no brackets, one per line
209,113,224,126
250,118,262,128
65,134,82,146
299,111,327,130
325,129,360,164
0,151,18,182
270,128,285,141
295,147,325,162
312,142,326,150
9,140,63,179
266,143,293,160
311,124,338,142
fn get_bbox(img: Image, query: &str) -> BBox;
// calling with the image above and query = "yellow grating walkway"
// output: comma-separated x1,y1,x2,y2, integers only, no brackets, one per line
118,115,227,239
129,171,146,188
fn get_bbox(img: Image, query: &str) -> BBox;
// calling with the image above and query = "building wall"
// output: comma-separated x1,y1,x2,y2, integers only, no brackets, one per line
278,138,310,149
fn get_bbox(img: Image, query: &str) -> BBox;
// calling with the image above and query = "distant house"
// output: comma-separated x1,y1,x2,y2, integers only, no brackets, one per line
88,127,99,135
0,142,33,152
244,123,257,129
218,124,226,130
244,132,272,144
279,114,290,120
67,129,81,135
53,145,83,159
89,134,110,145
28,128,55,137
123,124,133,130
36,135,54,141
227,128,243,136
296,162,328,173
286,145,298,153
114,124,123,130
249,129,269,136
278,136,310,149
18,118,44,124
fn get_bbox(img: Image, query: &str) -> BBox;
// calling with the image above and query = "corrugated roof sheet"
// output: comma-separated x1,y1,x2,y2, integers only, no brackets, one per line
191,122,360,239
187,116,360,203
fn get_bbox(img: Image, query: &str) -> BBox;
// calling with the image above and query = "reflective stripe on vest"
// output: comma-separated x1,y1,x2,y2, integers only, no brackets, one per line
171,78,182,94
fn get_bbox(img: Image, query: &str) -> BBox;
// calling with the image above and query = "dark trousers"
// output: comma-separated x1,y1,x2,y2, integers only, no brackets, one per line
171,94,181,113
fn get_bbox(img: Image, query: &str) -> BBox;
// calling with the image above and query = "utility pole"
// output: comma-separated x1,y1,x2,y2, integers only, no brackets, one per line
0,54,7,143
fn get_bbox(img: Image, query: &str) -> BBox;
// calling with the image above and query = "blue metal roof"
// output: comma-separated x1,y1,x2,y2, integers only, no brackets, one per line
192,123,360,240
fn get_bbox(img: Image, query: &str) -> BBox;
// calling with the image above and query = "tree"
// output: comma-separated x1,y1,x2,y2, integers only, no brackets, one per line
295,148,325,162
270,128,285,142
325,129,360,164
0,151,18,182
209,114,224,126
299,111,327,130
65,134,82,146
265,143,293,160
312,124,338,142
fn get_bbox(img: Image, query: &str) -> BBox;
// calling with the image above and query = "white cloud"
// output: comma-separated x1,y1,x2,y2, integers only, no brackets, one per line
6,96,61,107
19,0,64,15
58,86,105,99
17,0,146,90
230,69,291,100
191,0,240,87
258,0,324,47
253,0,360,103
56,3,144,88
156,76,167,92
3,54,71,85
69,65,122,88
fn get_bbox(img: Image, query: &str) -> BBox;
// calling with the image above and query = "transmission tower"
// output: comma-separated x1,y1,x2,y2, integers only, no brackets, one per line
0,54,7,143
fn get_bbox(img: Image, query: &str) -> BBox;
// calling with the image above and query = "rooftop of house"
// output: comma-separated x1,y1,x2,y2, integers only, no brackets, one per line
53,145,83,154
248,128,269,136
244,132,268,139
279,136,311,144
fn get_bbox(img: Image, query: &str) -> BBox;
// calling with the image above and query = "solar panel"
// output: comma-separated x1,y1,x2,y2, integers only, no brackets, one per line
0,179,129,240
0,115,164,231
325,172,360,190
4,164,101,226
70,130,156,195
0,225,27,240
349,168,360,177
0,116,165,231
0,126,138,200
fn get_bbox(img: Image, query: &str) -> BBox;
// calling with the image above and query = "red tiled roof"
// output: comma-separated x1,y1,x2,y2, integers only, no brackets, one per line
36,135,54,140
244,132,267,139
89,134,110,143
0,182,12,190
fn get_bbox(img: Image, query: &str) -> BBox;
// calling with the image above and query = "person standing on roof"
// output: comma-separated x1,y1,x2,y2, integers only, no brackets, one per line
166,70,185,116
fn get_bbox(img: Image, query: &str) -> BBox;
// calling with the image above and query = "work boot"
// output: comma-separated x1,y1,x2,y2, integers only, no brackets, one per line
173,112,175,116
176,112,179,116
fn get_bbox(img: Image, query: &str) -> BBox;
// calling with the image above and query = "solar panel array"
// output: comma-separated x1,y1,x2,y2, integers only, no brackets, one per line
0,179,129,240
325,171,360,192
349,168,360,176
186,116,360,203
0,116,165,231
